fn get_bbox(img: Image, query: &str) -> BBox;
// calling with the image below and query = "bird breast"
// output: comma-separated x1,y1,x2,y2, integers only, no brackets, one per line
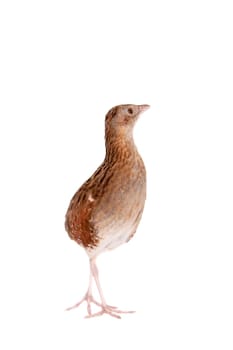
86,159,146,257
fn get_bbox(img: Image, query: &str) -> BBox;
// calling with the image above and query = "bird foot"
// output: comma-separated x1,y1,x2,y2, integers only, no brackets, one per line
85,305,135,319
65,294,134,319
65,293,101,313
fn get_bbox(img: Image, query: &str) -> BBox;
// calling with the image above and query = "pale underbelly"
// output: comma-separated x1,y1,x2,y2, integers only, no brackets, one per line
86,220,134,258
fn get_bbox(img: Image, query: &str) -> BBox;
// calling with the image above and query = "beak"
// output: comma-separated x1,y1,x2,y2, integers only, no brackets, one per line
138,104,150,113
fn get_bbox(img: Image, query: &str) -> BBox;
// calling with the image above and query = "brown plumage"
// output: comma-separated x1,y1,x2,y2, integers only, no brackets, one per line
65,104,150,318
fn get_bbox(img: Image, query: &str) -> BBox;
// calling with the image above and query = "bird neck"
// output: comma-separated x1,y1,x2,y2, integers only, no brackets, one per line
104,127,138,164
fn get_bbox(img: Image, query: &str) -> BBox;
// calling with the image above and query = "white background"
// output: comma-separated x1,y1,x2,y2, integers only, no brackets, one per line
0,0,233,349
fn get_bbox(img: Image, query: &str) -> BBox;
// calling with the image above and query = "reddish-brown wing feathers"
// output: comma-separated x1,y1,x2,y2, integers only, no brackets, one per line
65,182,98,249
65,163,109,249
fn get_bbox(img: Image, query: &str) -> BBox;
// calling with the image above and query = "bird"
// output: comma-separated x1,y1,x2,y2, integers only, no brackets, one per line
65,104,150,318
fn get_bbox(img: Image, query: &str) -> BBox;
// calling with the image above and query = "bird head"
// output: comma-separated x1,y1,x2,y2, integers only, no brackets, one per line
105,104,150,136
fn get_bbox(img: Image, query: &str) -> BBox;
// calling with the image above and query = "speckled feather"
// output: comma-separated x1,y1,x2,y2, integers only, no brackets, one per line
65,104,147,259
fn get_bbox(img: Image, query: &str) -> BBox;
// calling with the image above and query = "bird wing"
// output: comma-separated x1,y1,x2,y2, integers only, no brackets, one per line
65,162,111,248
65,181,99,249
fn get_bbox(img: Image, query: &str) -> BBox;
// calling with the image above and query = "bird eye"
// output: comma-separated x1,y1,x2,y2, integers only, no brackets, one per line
127,108,133,115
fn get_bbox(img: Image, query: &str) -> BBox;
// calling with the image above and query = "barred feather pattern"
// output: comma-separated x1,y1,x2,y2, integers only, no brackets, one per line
65,104,147,258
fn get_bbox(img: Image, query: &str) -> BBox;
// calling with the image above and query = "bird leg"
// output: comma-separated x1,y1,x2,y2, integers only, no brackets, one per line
66,258,135,318
84,258,135,319
65,264,101,315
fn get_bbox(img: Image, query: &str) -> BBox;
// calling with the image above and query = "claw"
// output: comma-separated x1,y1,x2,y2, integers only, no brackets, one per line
85,306,122,319
66,295,134,319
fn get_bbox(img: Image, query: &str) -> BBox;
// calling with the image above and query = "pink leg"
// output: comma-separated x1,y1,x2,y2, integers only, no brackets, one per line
65,263,103,316
66,258,135,319
86,258,135,319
